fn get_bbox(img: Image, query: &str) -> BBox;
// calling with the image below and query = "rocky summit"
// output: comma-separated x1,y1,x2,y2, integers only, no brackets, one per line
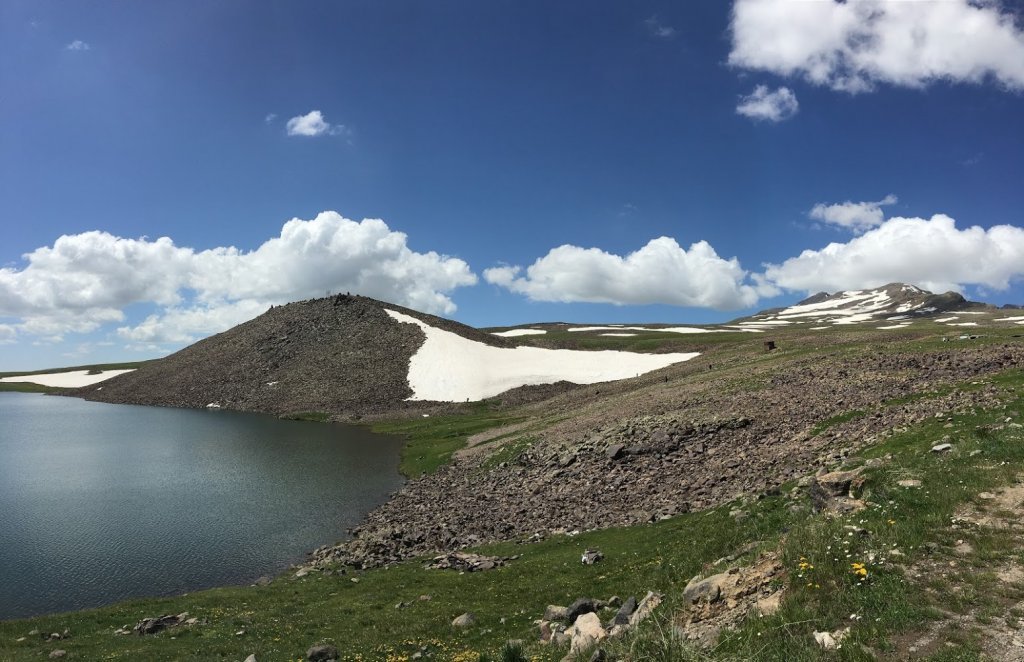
72,294,509,418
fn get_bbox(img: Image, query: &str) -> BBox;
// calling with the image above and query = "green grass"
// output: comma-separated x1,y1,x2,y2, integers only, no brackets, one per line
810,409,866,436
372,403,523,477
0,382,64,394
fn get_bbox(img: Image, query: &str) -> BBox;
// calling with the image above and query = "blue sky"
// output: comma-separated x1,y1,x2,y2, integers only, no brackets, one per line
2,0,1023,370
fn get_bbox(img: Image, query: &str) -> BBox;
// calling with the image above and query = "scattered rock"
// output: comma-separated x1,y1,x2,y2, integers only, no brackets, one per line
813,627,850,651
629,591,663,627
567,612,606,655
133,613,189,636
306,644,339,661
426,552,514,572
452,612,476,628
683,572,729,605
612,596,638,625
567,598,598,623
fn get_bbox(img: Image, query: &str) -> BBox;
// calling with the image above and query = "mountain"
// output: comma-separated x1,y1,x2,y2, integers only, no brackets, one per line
74,294,509,417
74,294,701,417
732,283,994,330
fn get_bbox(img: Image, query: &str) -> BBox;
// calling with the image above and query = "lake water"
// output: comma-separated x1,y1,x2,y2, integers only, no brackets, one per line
0,392,406,620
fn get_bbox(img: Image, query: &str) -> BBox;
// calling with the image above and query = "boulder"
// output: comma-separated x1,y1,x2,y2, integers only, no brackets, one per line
612,596,638,625
567,598,598,623
452,612,476,628
306,644,339,661
604,444,624,460
567,612,606,655
133,613,188,635
628,591,663,627
683,573,730,605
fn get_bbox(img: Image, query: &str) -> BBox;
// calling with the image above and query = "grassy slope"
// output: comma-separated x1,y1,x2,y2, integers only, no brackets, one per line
3,326,1024,660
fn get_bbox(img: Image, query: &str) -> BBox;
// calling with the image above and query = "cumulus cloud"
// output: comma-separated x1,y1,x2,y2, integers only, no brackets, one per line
65,40,90,51
0,212,477,345
764,214,1024,295
484,237,766,310
729,0,1024,92
736,85,799,122
285,110,348,137
809,194,898,233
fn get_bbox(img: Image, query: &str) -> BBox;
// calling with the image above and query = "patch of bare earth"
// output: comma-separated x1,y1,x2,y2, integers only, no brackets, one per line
894,480,1024,660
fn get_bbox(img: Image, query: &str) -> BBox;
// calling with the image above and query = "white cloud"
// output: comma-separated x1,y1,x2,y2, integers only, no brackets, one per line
729,0,1024,92
0,325,15,345
736,85,799,122
285,110,348,137
484,237,766,310
809,194,898,233
1,212,477,345
764,214,1024,295
65,40,90,51
264,113,277,124
644,16,676,39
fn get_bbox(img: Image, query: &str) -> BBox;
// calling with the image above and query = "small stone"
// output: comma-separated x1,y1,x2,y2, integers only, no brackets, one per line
568,612,607,655
48,651,66,659
294,568,310,578
306,644,339,661
581,549,604,565
931,443,953,453
813,631,837,650
452,612,476,628
897,479,922,488
588,649,608,662
350,577,360,583
244,655,257,662
605,444,625,460
979,492,997,500
235,629,245,636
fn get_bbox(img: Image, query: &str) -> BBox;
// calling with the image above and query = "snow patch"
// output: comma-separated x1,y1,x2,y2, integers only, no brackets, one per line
386,310,699,402
0,369,135,388
491,328,547,337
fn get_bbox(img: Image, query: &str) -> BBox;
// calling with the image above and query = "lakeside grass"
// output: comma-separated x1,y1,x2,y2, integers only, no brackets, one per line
372,402,524,477
4,368,1024,660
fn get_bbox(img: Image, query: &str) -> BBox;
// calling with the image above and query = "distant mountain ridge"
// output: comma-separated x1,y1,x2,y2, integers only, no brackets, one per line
734,283,996,329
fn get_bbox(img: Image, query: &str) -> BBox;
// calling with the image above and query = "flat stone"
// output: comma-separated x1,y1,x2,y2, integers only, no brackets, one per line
931,443,953,453
897,479,922,488
567,612,606,655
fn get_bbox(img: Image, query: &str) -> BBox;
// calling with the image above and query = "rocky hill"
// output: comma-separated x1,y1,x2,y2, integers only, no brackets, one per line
73,294,510,417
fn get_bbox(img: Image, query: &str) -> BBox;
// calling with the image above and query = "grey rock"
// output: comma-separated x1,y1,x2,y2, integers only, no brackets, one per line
931,443,953,453
48,652,66,660
605,444,624,460
567,597,598,623
452,612,476,628
683,573,729,605
306,644,339,661
244,656,258,662
612,596,637,625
